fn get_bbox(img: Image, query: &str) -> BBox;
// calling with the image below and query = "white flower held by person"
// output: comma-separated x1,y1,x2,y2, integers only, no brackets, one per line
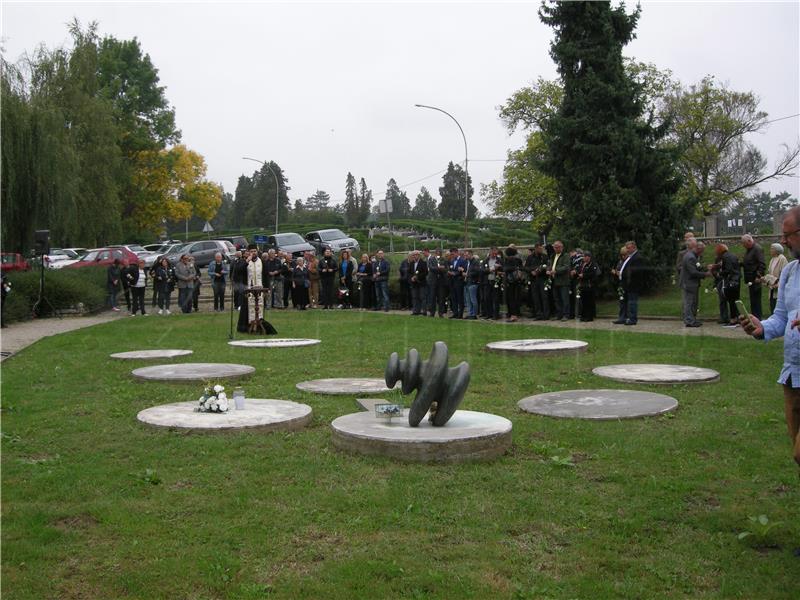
214,385,224,394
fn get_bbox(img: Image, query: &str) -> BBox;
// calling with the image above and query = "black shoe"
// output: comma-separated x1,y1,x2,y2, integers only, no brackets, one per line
612,320,626,324
466,316,477,320
685,322,702,328
624,321,636,326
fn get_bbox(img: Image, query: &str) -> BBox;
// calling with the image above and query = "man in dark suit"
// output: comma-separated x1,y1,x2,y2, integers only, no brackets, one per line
423,248,439,317
448,248,466,319
679,238,709,327
547,240,571,321
741,234,766,319
408,250,428,315
614,240,645,326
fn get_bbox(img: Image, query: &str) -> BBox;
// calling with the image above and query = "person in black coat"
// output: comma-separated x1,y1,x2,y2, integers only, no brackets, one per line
121,259,136,313
290,257,310,309
355,253,374,310
153,257,175,314
107,259,122,311
318,248,338,309
398,255,411,310
710,242,741,325
503,245,524,322
527,243,549,320
407,250,429,315
230,251,248,310
576,252,600,322
741,234,766,319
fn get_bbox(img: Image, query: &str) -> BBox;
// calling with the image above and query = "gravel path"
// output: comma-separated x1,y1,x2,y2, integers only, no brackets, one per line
0,312,124,361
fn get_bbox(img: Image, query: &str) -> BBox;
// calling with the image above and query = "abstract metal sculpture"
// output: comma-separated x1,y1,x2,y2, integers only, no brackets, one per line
385,341,470,427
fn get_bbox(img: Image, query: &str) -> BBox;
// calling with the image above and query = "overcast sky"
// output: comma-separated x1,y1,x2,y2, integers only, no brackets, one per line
3,1,798,214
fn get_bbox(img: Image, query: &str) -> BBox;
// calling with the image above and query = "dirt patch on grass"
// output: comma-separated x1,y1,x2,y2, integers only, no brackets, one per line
52,514,98,532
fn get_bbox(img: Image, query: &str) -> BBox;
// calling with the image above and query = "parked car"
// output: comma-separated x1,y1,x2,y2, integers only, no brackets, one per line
65,247,140,269
146,243,186,268
305,229,360,255
264,233,315,258
217,236,249,251
44,248,82,269
162,240,236,268
119,244,154,258
1,253,31,273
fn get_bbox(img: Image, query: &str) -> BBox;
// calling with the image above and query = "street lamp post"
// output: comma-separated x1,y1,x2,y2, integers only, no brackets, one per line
242,157,280,234
414,104,469,248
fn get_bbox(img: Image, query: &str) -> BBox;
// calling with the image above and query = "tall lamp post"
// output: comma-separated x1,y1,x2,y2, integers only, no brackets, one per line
414,104,469,248
242,156,280,234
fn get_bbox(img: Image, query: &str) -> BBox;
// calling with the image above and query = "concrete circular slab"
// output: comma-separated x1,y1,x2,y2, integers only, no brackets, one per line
518,389,678,420
592,364,719,384
132,363,255,382
228,338,321,348
296,378,395,395
137,399,312,431
111,349,193,360
486,339,588,355
331,409,512,462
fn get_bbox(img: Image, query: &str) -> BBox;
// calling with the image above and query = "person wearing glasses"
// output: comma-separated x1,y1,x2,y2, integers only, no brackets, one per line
740,206,800,468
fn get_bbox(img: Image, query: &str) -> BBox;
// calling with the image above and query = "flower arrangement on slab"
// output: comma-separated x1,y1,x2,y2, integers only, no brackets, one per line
197,384,229,413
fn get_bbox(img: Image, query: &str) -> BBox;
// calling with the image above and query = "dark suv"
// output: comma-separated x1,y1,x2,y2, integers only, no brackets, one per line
264,233,315,258
163,240,236,267
305,229,360,255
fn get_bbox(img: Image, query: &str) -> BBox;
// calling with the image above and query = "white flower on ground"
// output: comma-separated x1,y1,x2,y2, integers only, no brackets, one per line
218,399,229,412
217,392,227,401
214,385,224,394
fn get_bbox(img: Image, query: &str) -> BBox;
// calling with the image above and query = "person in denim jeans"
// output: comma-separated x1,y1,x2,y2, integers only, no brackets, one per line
372,249,390,311
463,249,480,319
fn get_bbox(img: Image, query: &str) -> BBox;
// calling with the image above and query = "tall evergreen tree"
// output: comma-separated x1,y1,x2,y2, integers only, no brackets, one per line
344,172,358,225
358,178,373,223
538,1,686,279
438,161,476,220
411,186,438,219
384,178,411,218
305,190,331,211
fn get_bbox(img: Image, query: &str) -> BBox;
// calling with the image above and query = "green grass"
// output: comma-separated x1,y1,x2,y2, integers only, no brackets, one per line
2,311,798,598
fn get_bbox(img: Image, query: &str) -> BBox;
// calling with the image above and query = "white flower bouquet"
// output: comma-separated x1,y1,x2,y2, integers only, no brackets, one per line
196,383,229,413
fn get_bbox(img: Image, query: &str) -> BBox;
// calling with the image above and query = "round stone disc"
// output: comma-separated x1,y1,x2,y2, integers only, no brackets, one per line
296,378,395,395
228,338,321,348
137,399,312,431
111,349,193,360
132,363,255,382
592,364,719,384
331,410,512,462
486,339,588,355
518,389,678,420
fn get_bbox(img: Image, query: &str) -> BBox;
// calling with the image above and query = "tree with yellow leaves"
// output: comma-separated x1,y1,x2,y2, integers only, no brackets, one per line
131,145,222,234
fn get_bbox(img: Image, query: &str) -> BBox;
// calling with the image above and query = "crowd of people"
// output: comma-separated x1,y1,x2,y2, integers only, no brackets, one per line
104,234,791,331
104,242,649,325
676,231,791,328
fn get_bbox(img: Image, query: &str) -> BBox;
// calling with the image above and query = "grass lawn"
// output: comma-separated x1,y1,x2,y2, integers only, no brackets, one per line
2,311,798,599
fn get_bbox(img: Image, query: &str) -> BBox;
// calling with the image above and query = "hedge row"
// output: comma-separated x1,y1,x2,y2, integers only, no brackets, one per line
2,267,107,323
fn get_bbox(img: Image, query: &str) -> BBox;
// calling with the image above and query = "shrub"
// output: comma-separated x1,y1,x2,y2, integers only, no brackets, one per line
2,266,107,323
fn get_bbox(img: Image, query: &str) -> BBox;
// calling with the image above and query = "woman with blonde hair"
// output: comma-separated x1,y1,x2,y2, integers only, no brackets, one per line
765,243,788,314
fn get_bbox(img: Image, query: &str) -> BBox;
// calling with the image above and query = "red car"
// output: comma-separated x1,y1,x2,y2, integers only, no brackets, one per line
1,253,31,273
65,247,140,269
